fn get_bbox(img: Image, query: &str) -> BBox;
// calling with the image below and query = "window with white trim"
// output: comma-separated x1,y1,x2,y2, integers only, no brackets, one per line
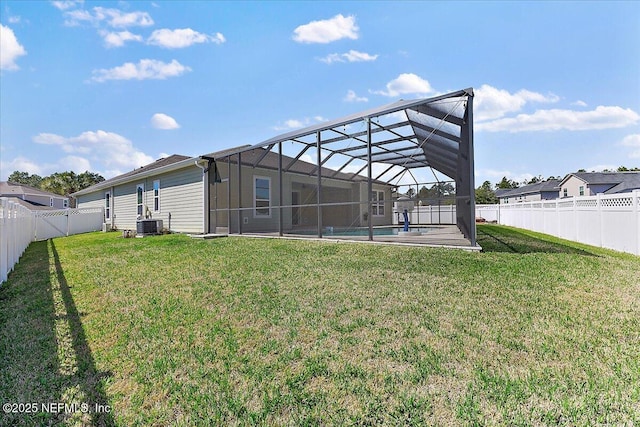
579,185,584,196
372,190,385,216
153,180,160,212
563,188,568,197
136,183,144,216
63,199,69,208
105,191,111,220
254,176,271,217
50,197,54,207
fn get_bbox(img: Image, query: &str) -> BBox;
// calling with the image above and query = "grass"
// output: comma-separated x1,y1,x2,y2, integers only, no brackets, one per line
1,224,639,426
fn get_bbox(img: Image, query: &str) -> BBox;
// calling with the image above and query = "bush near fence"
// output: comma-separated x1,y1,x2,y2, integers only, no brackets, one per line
0,197,104,283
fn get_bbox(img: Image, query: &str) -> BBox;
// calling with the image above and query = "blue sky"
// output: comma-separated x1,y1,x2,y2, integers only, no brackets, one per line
1,1,639,187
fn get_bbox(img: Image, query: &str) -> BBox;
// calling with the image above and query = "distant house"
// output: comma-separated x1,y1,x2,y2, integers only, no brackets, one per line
0,181,69,210
73,147,394,234
558,172,640,198
497,179,561,204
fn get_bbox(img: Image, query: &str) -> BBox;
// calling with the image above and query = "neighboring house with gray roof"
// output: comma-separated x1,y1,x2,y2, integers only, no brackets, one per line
0,181,69,210
73,148,394,234
558,172,640,198
497,180,561,204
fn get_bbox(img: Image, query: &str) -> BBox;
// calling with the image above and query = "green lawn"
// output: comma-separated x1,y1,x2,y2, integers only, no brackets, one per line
1,225,639,426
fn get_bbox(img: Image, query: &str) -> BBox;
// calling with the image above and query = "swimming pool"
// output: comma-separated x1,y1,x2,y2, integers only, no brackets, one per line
291,227,433,237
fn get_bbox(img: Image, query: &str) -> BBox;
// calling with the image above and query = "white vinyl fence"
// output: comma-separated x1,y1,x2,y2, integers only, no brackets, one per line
393,204,457,225
0,197,104,283
497,191,640,255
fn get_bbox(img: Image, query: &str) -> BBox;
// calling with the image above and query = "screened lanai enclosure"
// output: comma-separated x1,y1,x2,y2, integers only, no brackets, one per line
201,88,478,248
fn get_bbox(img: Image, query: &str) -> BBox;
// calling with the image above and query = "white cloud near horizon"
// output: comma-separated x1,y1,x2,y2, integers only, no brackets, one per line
572,100,588,107
100,30,143,48
33,130,154,175
0,156,45,179
293,14,358,44
621,134,640,159
273,116,327,131
147,28,225,48
344,90,368,103
51,0,84,11
476,169,536,185
151,113,180,130
476,105,640,133
64,6,153,28
371,73,433,97
474,84,560,122
90,59,191,82
320,50,378,64
1,24,27,70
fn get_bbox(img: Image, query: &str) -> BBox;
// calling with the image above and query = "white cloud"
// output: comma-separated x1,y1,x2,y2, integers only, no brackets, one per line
100,30,143,48
51,0,84,11
293,14,358,44
33,130,154,174
476,169,535,185
90,59,191,82
64,6,153,28
320,50,378,64
585,164,619,172
476,105,640,133
371,73,433,97
0,24,27,71
344,90,368,103
572,100,588,107
58,155,92,173
151,113,180,130
8,16,21,24
273,116,326,131
147,28,225,48
474,84,560,121
621,134,640,158
0,156,44,180
93,7,153,28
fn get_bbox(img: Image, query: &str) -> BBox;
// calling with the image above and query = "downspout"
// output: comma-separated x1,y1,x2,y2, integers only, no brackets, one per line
195,159,209,234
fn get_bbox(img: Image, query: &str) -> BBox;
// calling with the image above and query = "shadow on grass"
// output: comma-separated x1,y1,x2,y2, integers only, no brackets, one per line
0,240,114,426
477,225,598,256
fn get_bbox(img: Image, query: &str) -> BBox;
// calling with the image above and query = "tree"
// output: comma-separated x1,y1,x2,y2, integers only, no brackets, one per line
7,171,43,188
476,180,498,204
495,176,519,189
6,170,104,199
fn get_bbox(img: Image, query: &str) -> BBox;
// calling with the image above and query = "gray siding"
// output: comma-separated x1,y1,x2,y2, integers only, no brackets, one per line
77,165,204,233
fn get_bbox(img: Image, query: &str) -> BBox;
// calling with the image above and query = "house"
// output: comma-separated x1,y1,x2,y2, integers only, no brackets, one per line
497,179,561,204
0,181,69,209
72,147,395,234
74,88,478,246
558,172,640,198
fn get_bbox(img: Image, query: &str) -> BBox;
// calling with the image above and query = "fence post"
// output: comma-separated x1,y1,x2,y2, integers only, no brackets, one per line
597,193,602,248
634,190,640,256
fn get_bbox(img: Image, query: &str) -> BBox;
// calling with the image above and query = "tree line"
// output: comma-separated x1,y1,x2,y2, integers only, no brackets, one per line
7,170,105,207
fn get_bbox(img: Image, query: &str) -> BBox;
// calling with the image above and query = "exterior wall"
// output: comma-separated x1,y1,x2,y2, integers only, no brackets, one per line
77,165,204,233
561,176,589,197
211,161,393,233
21,193,68,209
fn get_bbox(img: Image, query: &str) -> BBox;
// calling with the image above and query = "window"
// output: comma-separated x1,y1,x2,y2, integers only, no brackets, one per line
153,180,160,212
50,197,54,207
372,190,385,216
254,176,271,217
105,191,111,220
563,188,568,198
63,199,69,208
136,183,144,216
579,186,584,196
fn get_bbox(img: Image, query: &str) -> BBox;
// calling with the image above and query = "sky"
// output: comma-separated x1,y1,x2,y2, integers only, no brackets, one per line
1,0,639,188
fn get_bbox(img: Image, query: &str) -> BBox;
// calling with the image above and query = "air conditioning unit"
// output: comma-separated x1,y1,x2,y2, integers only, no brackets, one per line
136,219,163,236
102,223,112,232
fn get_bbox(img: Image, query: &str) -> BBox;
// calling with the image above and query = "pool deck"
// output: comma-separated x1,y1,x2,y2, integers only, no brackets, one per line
215,225,481,251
